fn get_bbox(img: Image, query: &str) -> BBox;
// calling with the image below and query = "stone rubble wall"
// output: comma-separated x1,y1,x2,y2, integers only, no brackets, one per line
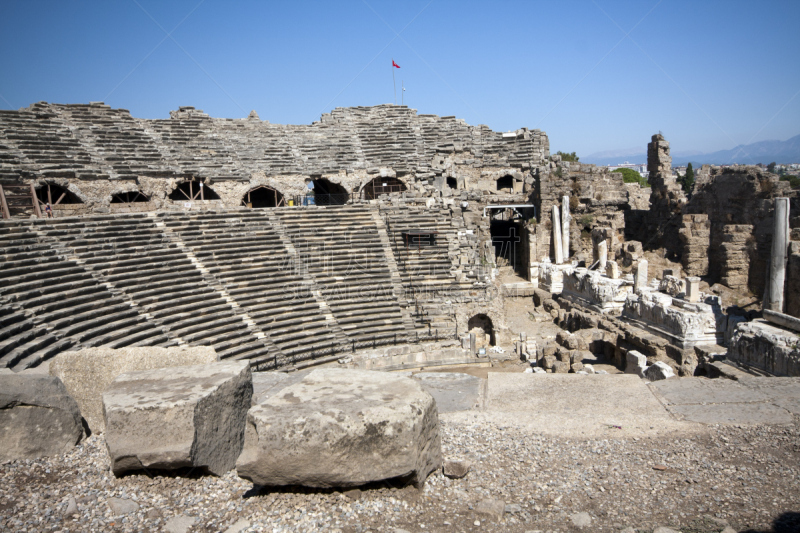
679,214,710,276
719,224,754,293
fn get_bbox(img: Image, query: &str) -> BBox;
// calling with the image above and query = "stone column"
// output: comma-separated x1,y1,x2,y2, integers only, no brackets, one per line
552,205,563,264
634,259,648,292
766,198,790,312
470,332,476,355
598,240,608,270
561,195,571,261
686,276,701,303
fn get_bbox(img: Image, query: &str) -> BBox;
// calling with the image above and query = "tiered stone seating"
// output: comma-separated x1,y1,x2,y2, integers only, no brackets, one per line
0,103,548,182
40,214,276,362
276,206,412,347
157,210,334,366
0,221,167,369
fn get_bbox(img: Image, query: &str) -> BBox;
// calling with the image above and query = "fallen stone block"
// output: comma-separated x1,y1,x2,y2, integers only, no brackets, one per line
0,372,84,461
103,361,252,476
475,498,506,520
51,346,218,433
625,350,647,376
236,368,441,488
442,458,471,479
644,361,675,381
552,361,570,373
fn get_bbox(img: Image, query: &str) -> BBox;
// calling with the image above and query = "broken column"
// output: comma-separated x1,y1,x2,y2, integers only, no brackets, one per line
561,195,570,261
686,276,701,303
634,259,648,292
766,198,790,312
597,240,608,270
606,260,619,279
552,204,563,264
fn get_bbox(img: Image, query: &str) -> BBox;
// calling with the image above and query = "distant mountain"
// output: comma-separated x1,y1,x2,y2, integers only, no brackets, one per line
581,134,800,167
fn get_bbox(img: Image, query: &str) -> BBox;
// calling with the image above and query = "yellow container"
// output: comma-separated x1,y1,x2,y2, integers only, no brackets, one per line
288,199,294,206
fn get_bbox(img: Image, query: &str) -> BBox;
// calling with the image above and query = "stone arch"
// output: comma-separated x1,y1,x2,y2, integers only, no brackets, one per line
467,313,496,346
496,175,514,192
169,179,220,201
361,176,407,200
242,185,285,208
111,191,149,204
309,178,349,206
36,182,82,205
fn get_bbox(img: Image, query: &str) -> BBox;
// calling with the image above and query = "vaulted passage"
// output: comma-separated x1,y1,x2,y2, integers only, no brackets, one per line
242,186,285,208
309,178,349,206
496,175,513,192
111,191,149,203
169,180,220,201
36,183,82,205
362,177,406,200
490,218,524,275
467,314,495,346
447,177,457,189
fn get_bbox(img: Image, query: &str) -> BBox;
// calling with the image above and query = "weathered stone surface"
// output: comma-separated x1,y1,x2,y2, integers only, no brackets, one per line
108,497,139,516
0,372,84,460
644,361,675,381
51,346,218,433
442,459,471,479
236,368,441,488
625,350,647,375
103,361,252,476
728,319,800,377
552,361,570,373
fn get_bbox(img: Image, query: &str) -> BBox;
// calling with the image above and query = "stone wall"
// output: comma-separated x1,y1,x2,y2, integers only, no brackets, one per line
719,224,754,292
679,214,710,276
685,166,797,296
639,134,686,258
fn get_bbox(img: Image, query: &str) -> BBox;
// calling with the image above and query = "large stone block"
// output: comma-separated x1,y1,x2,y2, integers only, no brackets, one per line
0,372,84,460
236,368,441,488
50,346,218,433
103,361,252,476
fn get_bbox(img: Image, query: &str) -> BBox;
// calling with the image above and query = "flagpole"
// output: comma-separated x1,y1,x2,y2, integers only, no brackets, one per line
392,59,396,104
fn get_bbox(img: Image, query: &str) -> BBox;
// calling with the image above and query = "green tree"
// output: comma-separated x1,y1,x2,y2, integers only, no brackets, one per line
613,167,649,187
556,151,579,162
767,162,777,173
680,162,695,195
780,175,800,188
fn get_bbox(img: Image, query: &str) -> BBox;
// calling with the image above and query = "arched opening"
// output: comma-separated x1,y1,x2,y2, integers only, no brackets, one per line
309,178,349,206
362,177,407,200
242,186,285,208
468,314,495,347
111,191,149,204
169,180,220,201
496,175,514,193
446,177,458,190
36,183,82,205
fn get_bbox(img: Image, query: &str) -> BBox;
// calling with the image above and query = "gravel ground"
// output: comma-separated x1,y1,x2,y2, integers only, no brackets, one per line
2,413,799,533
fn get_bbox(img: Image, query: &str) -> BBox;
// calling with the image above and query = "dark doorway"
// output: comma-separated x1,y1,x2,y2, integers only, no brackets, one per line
36,183,82,205
169,180,220,201
242,186,285,208
362,177,407,200
490,219,524,275
496,175,514,193
467,314,495,346
311,178,349,205
111,191,149,204
446,177,457,189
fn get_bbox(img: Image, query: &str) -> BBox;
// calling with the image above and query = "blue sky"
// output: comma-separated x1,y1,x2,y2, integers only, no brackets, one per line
1,1,798,158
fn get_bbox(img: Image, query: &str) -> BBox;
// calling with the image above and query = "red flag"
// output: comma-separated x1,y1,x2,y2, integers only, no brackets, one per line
392,60,401,69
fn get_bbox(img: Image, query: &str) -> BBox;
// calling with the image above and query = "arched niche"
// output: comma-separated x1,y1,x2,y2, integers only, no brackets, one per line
446,177,458,189
467,314,496,346
242,186,285,208
496,175,514,193
111,191,149,204
362,177,407,200
308,178,349,206
36,183,82,205
169,179,220,201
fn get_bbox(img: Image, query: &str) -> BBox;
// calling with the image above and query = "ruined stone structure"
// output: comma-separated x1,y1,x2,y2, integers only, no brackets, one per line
2,101,800,378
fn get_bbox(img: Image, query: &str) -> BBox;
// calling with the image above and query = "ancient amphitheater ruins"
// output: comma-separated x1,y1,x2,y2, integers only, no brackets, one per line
1,101,799,532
